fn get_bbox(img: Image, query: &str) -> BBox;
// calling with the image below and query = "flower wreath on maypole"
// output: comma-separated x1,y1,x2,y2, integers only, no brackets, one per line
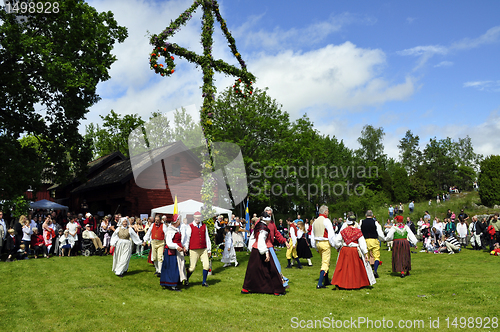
149,0,255,252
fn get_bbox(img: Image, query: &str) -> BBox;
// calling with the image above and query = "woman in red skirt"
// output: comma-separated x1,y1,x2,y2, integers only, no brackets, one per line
331,215,376,289
385,215,418,277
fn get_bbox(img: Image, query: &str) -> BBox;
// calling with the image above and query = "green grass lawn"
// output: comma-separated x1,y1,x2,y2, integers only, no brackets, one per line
1,242,499,332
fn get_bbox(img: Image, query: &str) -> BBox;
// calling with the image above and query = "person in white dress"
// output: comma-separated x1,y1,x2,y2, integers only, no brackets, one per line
110,217,143,278
221,226,238,267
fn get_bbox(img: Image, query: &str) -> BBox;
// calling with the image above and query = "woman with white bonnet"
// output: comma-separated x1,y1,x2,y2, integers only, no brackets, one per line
160,214,187,291
110,217,143,278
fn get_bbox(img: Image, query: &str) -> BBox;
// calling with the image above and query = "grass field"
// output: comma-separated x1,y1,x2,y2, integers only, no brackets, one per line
1,242,499,332
1,191,498,332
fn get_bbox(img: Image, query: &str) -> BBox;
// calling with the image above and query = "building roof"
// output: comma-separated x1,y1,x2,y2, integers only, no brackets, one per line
71,141,197,194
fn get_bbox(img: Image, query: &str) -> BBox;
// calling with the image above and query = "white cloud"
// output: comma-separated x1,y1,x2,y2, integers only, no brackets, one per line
251,42,415,117
434,61,453,68
397,26,500,70
235,12,376,52
451,26,500,50
406,17,416,24
463,80,500,91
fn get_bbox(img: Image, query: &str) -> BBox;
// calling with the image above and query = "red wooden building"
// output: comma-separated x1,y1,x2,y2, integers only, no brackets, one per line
52,141,211,217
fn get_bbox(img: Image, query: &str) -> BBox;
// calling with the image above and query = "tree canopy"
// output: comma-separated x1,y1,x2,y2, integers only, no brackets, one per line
0,0,127,201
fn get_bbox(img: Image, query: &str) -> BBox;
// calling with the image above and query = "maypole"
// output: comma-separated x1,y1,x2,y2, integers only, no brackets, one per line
148,0,255,236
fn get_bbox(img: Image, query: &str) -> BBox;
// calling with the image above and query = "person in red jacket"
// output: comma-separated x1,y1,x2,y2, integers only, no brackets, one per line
31,228,47,258
185,211,212,287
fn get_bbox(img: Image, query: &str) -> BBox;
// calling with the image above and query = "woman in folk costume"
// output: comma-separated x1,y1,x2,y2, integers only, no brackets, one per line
385,215,418,278
221,226,238,267
160,214,187,291
296,221,313,266
331,215,376,289
241,213,286,296
110,217,143,278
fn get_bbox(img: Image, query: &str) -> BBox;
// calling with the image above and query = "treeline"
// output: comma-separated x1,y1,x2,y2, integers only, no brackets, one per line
18,87,483,218
210,87,481,216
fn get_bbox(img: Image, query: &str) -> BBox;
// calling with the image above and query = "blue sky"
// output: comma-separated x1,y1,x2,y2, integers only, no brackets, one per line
84,0,500,159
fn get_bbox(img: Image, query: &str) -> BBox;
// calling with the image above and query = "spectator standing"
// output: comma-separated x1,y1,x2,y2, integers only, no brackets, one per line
456,217,468,248
408,201,414,214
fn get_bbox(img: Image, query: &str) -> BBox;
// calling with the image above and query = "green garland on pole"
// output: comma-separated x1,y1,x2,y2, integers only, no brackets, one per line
149,0,255,249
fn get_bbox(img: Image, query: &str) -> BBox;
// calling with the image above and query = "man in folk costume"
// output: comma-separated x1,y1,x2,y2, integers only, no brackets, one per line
310,205,337,289
285,218,302,269
185,211,211,287
143,215,165,277
160,214,187,291
241,212,286,296
359,210,386,278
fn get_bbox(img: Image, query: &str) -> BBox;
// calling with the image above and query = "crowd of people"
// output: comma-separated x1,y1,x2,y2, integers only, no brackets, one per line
0,210,153,261
1,199,499,295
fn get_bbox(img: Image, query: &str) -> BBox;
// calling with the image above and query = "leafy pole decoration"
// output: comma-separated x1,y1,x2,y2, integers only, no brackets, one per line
149,0,255,228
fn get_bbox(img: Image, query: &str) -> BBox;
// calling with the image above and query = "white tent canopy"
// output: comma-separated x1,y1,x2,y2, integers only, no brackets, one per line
151,199,232,221
30,199,69,210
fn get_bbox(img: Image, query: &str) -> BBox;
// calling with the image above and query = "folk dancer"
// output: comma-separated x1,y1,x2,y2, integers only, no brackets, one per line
285,218,302,269
143,215,165,277
185,211,212,287
241,213,286,296
331,215,376,289
310,205,336,289
385,215,418,278
110,218,143,278
160,214,187,291
359,210,386,278
264,207,290,288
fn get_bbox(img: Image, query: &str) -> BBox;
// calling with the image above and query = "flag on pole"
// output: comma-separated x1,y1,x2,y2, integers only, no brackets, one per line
174,195,178,215
245,199,250,242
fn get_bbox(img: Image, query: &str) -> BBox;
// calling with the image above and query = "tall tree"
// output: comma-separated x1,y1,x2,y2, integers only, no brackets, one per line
392,165,410,203
423,138,457,192
398,130,421,175
85,110,144,158
356,125,386,165
0,0,127,199
478,155,500,207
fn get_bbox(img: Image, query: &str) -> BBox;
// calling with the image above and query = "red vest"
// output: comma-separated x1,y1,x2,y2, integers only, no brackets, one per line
151,223,165,241
189,223,207,250
167,232,182,255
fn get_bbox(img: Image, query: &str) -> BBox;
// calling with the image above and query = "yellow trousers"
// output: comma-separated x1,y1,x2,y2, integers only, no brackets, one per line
189,248,209,272
286,238,298,259
365,238,381,261
316,240,331,273
151,239,165,263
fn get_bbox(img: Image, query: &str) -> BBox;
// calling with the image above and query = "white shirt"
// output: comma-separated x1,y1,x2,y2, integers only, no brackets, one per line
310,217,336,249
456,222,468,238
66,222,79,236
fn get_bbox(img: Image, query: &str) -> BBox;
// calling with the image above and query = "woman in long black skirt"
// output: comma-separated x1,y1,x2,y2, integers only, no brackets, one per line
296,221,313,266
241,213,286,296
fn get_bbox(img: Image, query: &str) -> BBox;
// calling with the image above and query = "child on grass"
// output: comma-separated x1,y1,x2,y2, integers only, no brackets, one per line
221,226,238,267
